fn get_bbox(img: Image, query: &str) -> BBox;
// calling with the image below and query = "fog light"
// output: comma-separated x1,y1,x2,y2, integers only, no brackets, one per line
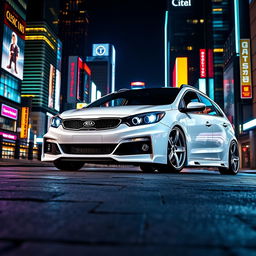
142,143,149,152
47,143,52,152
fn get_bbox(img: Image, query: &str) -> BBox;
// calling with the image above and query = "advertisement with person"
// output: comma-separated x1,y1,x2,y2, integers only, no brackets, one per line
1,3,26,80
1,25,25,80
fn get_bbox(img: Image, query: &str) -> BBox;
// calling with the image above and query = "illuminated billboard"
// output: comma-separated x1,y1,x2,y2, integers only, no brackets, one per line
48,65,55,108
93,44,110,57
173,57,188,87
55,70,61,111
20,107,29,139
224,63,235,124
240,39,252,99
200,49,207,78
1,104,18,120
1,3,26,80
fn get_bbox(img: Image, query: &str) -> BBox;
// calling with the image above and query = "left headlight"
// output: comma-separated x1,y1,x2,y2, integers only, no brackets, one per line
50,116,62,128
124,112,165,127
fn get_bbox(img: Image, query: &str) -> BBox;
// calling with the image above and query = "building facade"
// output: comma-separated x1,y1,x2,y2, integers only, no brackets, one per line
240,0,256,168
21,22,62,139
0,0,27,158
66,56,92,109
165,0,232,108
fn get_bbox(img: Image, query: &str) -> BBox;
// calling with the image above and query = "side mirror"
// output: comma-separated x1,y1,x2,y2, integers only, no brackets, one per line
183,102,206,112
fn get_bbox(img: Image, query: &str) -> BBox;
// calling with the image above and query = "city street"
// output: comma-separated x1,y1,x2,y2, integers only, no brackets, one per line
0,166,256,255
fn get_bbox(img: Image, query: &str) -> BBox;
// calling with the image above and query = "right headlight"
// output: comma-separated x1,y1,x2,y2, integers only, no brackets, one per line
50,116,62,128
124,112,165,127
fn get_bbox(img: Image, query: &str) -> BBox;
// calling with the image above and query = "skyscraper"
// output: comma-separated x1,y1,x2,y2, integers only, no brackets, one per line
57,0,89,110
0,0,27,158
165,0,232,108
86,44,116,97
22,0,62,138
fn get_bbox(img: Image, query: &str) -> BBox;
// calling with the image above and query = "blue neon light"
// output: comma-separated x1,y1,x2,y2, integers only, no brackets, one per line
234,0,240,55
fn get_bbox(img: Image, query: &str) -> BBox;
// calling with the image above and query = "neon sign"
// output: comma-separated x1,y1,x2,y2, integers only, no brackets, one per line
172,0,191,7
1,104,18,120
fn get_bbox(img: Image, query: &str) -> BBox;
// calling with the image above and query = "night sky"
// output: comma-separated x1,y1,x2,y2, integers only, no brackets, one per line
86,0,167,90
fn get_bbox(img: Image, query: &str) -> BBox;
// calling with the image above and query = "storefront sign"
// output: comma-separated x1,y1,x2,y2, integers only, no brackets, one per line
93,44,110,57
20,107,29,139
1,104,18,120
240,39,252,99
0,132,17,140
4,3,26,39
200,49,207,78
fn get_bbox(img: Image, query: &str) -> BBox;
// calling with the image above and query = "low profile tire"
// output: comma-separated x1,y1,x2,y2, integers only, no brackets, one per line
219,141,239,175
140,164,156,173
158,126,187,173
54,160,84,171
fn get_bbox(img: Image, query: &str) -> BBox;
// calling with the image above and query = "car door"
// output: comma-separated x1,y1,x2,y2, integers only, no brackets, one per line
197,94,227,161
180,91,213,161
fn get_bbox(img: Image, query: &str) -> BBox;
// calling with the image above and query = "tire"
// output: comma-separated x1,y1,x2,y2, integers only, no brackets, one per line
158,126,187,173
140,164,156,173
54,160,84,171
219,141,239,175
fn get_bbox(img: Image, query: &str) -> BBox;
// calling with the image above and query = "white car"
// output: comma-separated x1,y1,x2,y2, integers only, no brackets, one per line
42,85,240,175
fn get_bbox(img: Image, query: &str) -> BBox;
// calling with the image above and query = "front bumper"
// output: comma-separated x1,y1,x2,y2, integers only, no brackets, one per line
42,123,170,165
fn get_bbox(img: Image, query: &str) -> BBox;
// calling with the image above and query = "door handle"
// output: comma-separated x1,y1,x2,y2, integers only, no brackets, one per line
205,121,212,127
223,123,228,128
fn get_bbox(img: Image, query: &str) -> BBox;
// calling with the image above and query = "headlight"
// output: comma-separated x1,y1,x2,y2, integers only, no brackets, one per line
50,116,62,128
124,112,165,126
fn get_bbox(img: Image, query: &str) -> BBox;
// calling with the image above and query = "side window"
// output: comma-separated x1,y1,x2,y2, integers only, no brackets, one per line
183,91,200,107
198,94,218,116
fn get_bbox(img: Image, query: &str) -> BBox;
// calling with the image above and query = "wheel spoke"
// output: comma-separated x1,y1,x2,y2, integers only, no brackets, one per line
169,151,174,161
173,129,179,145
174,153,180,167
233,156,239,162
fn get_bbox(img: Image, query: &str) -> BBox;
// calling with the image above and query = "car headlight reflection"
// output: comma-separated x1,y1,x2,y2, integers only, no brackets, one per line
50,116,62,128
125,112,165,126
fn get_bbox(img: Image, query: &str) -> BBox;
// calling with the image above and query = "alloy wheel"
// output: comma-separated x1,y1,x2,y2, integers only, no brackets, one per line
230,141,239,173
167,127,186,171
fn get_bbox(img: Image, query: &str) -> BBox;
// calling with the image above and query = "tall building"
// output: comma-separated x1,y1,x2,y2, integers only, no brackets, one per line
165,0,232,107
211,0,233,108
0,0,27,158
86,44,116,97
239,0,256,168
21,0,62,138
57,0,89,110
66,56,92,109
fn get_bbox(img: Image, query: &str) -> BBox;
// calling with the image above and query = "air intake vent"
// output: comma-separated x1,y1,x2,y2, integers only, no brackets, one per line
60,144,117,155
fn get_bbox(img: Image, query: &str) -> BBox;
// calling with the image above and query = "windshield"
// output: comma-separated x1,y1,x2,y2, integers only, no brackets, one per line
87,88,180,108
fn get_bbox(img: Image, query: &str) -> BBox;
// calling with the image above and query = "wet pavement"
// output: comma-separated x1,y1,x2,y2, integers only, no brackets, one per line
0,166,256,256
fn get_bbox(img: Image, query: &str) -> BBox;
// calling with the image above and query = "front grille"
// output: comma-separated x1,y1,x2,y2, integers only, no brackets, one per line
60,144,117,155
62,119,121,130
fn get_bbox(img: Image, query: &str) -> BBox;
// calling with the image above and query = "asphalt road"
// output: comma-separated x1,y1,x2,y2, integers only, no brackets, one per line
0,166,256,256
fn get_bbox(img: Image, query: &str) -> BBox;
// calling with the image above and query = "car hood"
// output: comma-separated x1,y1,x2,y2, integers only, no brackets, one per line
60,105,172,119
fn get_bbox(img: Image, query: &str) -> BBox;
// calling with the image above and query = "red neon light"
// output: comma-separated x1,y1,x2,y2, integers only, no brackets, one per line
69,62,75,97
200,49,207,78
131,82,145,86
208,49,214,78
84,63,91,76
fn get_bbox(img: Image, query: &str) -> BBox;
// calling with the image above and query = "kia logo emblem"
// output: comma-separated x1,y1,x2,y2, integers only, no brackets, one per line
83,120,95,127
